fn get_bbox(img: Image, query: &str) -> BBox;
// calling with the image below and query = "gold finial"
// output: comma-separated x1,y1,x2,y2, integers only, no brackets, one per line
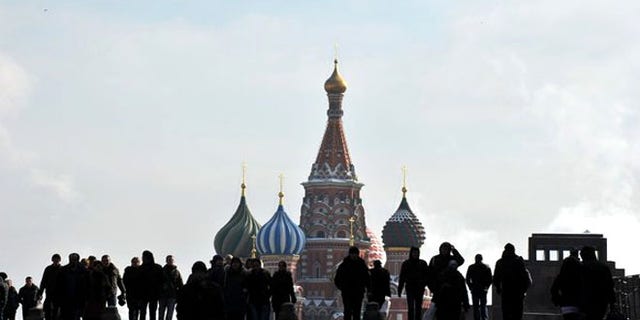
241,162,247,197
349,216,356,246
278,173,285,205
251,234,257,259
401,165,408,197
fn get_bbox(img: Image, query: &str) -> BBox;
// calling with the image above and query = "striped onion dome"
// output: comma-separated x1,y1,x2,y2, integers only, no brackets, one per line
214,184,261,258
257,202,306,256
381,190,425,248
366,227,387,266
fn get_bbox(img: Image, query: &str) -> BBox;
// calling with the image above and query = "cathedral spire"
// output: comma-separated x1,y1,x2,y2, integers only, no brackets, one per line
309,59,356,181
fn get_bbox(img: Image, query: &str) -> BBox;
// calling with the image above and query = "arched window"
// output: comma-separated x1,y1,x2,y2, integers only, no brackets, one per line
316,230,325,238
337,230,347,238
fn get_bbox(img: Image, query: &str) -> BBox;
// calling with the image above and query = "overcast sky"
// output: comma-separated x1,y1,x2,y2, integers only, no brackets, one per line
1,0,639,292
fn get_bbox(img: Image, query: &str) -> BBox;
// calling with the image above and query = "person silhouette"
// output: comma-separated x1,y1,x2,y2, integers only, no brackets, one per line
493,243,531,320
334,246,370,320
398,247,429,320
579,246,615,320
368,260,390,311
466,254,492,320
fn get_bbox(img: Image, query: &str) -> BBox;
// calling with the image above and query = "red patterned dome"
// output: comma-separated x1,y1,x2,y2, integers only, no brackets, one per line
366,227,387,266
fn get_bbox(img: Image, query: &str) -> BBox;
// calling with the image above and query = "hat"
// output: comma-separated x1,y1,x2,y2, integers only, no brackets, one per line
348,246,359,255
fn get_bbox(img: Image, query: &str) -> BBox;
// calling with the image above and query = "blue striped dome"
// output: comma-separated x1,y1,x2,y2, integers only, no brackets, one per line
257,204,306,255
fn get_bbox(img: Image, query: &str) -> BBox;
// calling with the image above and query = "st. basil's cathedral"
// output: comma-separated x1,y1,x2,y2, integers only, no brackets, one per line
213,60,426,320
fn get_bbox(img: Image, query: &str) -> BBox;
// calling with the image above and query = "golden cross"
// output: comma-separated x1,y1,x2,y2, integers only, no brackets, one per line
349,216,356,246
402,165,408,195
278,173,285,205
241,161,247,196
242,162,247,184
251,234,257,259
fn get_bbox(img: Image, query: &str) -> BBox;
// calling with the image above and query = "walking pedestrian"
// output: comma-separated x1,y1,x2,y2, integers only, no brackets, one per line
398,247,429,320
38,254,62,320
123,257,143,320
580,246,615,320
270,261,296,319
369,260,391,310
466,254,492,320
159,255,183,320
493,243,531,320
334,246,371,320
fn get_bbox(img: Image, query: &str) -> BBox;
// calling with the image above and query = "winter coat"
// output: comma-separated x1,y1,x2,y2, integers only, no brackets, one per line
177,272,225,320
435,268,469,320
580,259,615,317
270,270,296,310
428,249,465,293
140,262,165,301
369,266,391,301
466,262,492,293
123,265,143,302
6,286,18,312
101,263,125,297
398,257,429,295
0,281,7,309
246,268,271,306
493,252,530,296
207,266,225,287
334,256,370,296
18,284,39,309
38,264,62,300
162,265,184,299
85,269,110,318
223,267,247,314
55,262,88,307
550,256,581,307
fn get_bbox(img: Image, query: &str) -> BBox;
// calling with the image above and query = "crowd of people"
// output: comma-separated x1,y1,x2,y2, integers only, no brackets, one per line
0,251,296,320
0,242,617,320
334,242,616,320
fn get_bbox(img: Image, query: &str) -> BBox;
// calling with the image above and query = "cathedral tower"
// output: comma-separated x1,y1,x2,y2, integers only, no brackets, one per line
298,59,370,307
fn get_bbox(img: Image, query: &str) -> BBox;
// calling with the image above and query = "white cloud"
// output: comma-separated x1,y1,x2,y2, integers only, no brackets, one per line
30,169,80,203
0,52,80,203
0,53,30,117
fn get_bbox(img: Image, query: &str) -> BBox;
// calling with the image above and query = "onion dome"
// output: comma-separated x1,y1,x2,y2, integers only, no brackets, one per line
214,180,261,258
366,227,387,266
381,185,425,248
257,182,306,255
324,59,347,94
